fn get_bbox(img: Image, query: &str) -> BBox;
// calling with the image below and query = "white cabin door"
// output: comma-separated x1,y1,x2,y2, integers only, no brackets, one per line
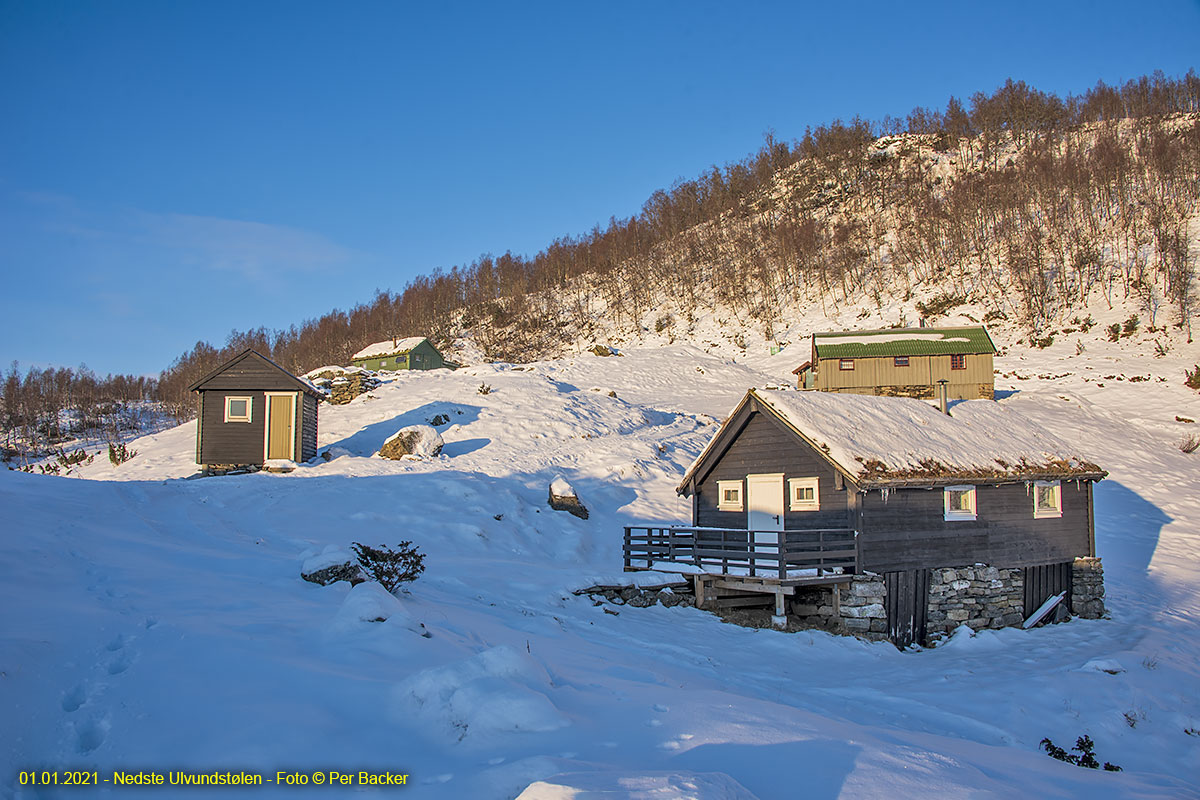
746,473,785,552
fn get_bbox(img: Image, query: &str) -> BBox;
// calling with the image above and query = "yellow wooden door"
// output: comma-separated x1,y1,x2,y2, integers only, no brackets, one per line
267,395,294,459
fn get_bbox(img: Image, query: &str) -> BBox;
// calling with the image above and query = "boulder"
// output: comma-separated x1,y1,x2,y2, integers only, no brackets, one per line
548,475,588,519
379,425,444,459
301,546,364,586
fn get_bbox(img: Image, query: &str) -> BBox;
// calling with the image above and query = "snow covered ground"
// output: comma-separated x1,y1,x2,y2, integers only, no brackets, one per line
3,325,1200,798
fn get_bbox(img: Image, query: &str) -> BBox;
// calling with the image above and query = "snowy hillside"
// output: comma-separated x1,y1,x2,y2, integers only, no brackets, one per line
3,325,1200,798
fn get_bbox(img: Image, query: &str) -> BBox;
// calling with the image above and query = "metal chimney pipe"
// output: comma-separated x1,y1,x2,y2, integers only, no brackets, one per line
937,379,949,415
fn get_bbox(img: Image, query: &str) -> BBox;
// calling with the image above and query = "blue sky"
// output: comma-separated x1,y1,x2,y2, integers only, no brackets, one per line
1,0,1197,376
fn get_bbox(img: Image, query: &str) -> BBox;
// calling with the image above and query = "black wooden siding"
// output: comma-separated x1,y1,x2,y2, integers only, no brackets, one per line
1024,562,1073,616
694,411,851,530
857,480,1093,572
300,394,319,462
885,569,930,648
198,389,268,465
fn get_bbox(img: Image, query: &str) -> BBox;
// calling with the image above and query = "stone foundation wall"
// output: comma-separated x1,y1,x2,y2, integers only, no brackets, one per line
789,576,889,641
1072,557,1105,619
787,559,1105,644
927,565,1024,637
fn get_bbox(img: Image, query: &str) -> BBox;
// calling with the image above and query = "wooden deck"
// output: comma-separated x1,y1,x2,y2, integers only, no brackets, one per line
623,526,856,581
624,526,857,625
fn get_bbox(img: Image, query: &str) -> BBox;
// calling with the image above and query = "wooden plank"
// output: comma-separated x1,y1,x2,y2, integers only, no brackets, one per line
885,569,929,648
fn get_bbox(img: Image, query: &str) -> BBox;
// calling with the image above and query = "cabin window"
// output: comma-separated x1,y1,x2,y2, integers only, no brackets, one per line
788,477,820,511
717,480,743,511
224,396,252,423
1033,480,1062,518
950,354,966,370
894,356,909,367
943,485,977,521
839,359,854,371
380,359,388,366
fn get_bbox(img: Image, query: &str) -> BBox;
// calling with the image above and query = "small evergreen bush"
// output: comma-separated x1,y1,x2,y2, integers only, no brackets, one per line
1040,735,1121,771
1185,364,1200,391
351,541,426,593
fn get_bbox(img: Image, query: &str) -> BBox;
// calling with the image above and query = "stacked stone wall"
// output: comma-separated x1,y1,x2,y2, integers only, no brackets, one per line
926,565,1024,637
1072,557,1106,619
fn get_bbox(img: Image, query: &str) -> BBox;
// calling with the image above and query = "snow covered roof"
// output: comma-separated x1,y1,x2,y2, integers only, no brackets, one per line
679,389,1105,490
813,326,996,359
352,337,428,360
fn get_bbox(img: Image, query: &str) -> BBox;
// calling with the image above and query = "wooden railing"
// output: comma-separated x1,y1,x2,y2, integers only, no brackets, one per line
623,526,857,580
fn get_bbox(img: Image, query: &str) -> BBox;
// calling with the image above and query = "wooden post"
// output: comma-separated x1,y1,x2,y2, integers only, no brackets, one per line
772,588,787,629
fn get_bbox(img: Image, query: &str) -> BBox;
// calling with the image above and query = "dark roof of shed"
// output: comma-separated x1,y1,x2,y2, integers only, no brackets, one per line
188,349,324,398
812,326,996,359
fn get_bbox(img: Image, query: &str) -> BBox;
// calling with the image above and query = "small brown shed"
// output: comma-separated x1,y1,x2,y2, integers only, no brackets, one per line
189,349,322,471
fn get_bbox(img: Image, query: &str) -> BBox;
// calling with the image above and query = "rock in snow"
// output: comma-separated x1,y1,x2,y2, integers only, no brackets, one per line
378,424,444,459
548,474,588,519
301,545,363,586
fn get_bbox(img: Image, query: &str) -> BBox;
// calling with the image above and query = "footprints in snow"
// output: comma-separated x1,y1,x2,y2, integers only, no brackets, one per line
60,619,155,755
646,703,695,751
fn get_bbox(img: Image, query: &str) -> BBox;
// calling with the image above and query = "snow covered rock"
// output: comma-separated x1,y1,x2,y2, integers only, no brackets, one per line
548,475,588,519
589,344,621,357
378,424,443,460
301,546,363,586
393,645,569,742
332,581,406,625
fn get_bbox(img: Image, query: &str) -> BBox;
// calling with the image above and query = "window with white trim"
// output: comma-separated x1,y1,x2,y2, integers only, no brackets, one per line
1033,480,1062,518
943,485,977,521
717,480,743,511
224,396,252,423
788,477,820,511
839,358,854,371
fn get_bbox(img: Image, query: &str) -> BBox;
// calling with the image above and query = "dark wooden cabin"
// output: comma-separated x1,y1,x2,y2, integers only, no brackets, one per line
625,388,1107,646
189,349,323,471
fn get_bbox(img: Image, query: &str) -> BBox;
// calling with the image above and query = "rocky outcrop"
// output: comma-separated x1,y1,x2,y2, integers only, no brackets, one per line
576,583,693,609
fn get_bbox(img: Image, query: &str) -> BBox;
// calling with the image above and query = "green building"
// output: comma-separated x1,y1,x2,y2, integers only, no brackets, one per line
349,337,452,371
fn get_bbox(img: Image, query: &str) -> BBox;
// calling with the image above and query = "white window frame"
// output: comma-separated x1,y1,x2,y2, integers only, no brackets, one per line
224,395,253,423
1033,480,1062,519
788,477,820,511
717,480,744,511
839,358,854,371
944,485,977,521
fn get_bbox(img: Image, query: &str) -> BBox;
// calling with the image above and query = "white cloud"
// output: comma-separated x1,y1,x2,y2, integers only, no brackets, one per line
132,211,353,277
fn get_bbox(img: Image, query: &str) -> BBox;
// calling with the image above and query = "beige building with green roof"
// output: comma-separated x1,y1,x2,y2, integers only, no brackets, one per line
792,325,996,400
